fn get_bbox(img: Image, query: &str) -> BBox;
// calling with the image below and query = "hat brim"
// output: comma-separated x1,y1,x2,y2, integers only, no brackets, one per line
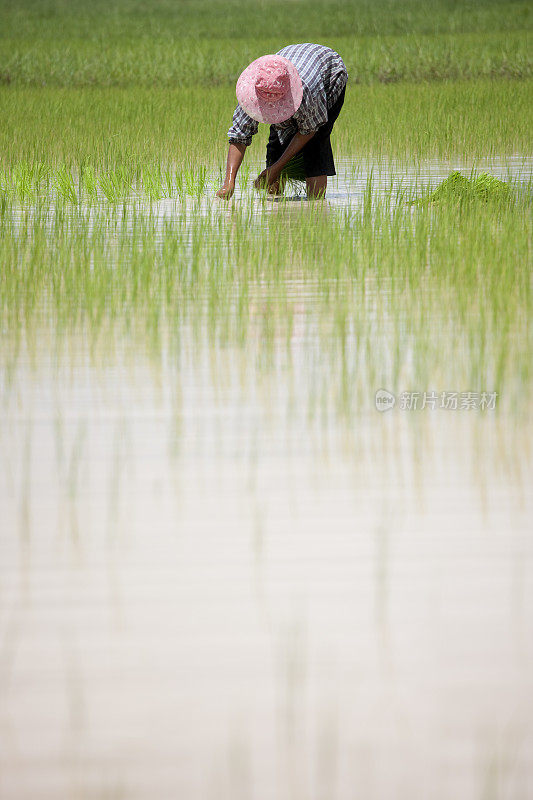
236,55,303,125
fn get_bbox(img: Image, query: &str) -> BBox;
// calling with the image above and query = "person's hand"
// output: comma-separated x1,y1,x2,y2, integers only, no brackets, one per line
216,183,235,200
254,168,279,192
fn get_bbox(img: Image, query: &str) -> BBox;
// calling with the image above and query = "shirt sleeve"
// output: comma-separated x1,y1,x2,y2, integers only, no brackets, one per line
292,83,328,135
227,104,259,147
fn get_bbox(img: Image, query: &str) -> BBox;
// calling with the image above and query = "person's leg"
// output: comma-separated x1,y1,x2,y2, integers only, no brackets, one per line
306,175,327,198
301,85,346,196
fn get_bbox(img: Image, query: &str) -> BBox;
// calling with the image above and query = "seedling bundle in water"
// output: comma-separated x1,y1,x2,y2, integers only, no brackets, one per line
413,171,513,206
279,153,306,192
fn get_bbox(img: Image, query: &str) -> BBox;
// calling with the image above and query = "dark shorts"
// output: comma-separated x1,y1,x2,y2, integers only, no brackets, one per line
266,86,346,179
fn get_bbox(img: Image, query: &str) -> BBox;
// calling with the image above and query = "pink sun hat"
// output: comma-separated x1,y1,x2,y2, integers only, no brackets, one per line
236,54,303,125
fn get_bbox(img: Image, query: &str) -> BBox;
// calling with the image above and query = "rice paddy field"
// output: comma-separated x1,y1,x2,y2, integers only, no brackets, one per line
1,1,533,798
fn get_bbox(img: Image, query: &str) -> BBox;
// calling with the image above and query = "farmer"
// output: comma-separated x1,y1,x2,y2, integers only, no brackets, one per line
217,43,348,200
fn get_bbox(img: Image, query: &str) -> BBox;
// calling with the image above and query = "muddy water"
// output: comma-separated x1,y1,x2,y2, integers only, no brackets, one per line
1,158,533,800
235,154,533,204
129,154,533,227
326,154,533,205
6,155,532,228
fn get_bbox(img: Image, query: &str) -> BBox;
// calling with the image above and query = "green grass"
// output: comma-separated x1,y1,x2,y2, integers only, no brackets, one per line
3,0,530,41
0,0,530,87
0,80,531,172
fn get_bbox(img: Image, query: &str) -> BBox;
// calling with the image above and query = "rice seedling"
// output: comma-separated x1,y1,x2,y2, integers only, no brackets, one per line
98,166,133,202
410,171,514,206
1,80,530,175
1,179,530,415
1,0,530,87
0,3,529,462
79,161,98,202
163,167,174,198
141,165,165,200
0,7,531,799
183,166,208,198
54,164,77,203
0,160,50,200
278,153,306,194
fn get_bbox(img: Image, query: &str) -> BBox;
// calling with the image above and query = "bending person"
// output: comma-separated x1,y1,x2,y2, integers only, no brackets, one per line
217,43,348,200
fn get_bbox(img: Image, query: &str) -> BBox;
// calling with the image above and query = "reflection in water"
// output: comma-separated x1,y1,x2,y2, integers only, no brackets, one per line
0,155,532,798
1,328,532,799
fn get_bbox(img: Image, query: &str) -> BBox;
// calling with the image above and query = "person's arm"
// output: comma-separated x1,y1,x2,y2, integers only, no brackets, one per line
217,104,258,199
217,142,247,199
254,131,315,189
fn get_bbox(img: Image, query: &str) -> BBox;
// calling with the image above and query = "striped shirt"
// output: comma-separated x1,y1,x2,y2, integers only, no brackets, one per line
228,43,348,148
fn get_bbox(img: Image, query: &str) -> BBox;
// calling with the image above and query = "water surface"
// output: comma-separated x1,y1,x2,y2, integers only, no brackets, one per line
1,155,532,800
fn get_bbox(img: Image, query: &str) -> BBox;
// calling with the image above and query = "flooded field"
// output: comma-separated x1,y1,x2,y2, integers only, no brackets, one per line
1,148,532,799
